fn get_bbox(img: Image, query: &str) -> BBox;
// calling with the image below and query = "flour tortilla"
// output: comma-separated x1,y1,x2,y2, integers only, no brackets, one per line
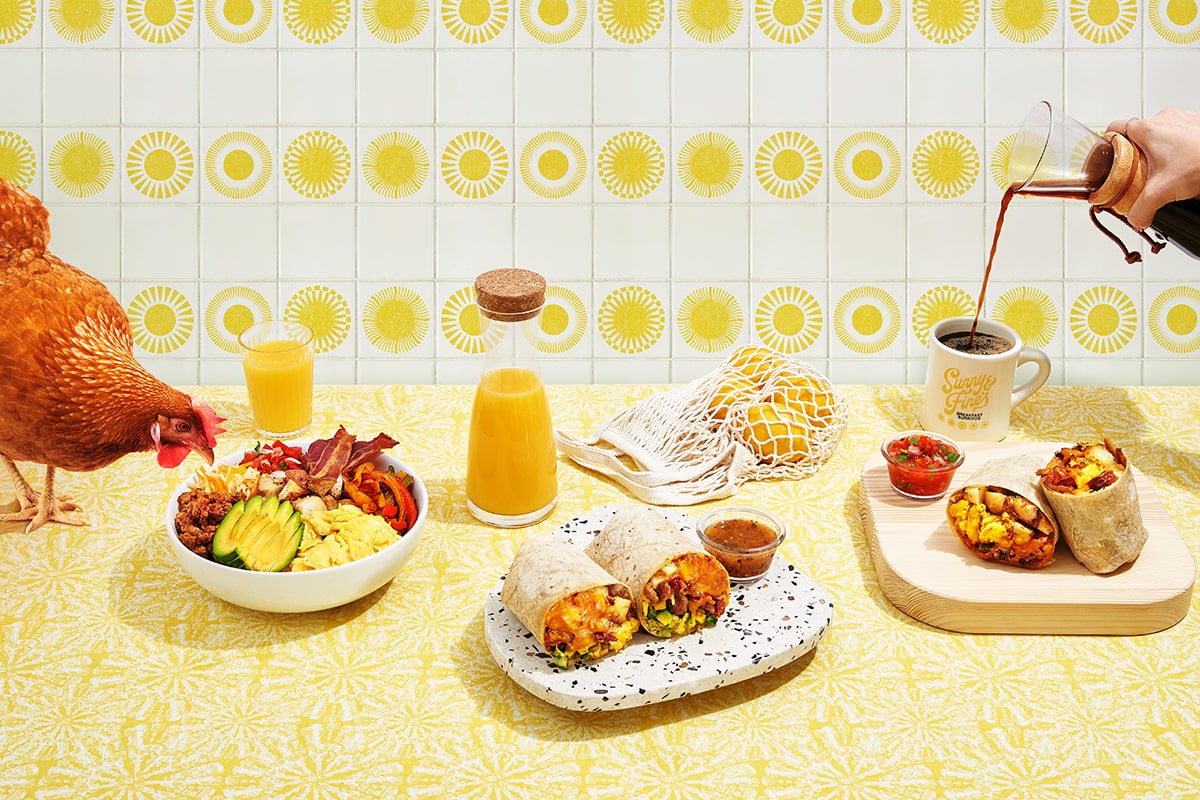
500,535,632,651
1040,452,1149,574
584,505,709,599
947,454,1059,569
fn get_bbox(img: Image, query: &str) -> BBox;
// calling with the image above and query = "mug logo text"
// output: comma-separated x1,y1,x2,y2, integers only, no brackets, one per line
941,367,995,417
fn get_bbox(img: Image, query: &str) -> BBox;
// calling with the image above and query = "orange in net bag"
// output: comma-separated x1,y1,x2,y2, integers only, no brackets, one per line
554,346,849,504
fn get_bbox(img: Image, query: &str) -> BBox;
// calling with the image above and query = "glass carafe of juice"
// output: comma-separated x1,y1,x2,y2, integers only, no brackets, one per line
466,268,557,527
1008,100,1199,261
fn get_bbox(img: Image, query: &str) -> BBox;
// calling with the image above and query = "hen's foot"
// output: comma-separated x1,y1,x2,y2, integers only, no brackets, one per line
0,465,87,533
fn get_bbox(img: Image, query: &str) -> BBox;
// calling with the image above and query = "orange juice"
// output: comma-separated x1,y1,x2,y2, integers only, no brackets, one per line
466,367,557,523
241,338,314,437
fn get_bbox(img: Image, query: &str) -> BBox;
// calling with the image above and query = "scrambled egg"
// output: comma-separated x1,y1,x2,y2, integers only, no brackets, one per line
289,505,399,571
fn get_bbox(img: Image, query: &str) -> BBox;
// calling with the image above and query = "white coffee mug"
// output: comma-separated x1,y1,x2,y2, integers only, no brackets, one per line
918,317,1051,442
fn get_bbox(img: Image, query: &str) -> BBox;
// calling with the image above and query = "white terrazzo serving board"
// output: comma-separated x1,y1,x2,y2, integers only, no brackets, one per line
483,504,834,711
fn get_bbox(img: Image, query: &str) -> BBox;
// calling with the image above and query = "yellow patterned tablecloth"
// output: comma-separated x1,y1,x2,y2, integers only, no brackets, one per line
2,384,1199,799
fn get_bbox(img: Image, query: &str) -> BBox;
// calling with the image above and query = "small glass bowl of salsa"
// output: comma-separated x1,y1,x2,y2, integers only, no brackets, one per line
881,430,965,500
696,507,786,583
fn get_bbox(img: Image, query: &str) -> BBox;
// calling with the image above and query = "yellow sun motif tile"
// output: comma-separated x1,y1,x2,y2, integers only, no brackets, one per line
677,0,743,42
833,131,900,199
519,0,586,41
755,286,822,353
536,285,588,354
1069,285,1137,354
127,286,195,354
677,286,743,353
597,130,665,199
755,0,821,41
284,285,352,353
1148,0,1200,42
205,132,272,199
283,0,350,41
1147,286,1200,354
440,286,505,354
833,285,901,354
991,0,1055,42
597,285,666,354
911,130,979,200
0,0,35,42
677,132,743,199
990,133,1019,190
441,0,509,43
911,285,975,346
992,286,1058,348
50,0,115,42
363,132,429,199
519,132,587,199
755,131,822,199
1069,0,1136,42
283,130,350,199
362,286,430,354
204,286,272,354
597,0,664,42
205,0,272,42
833,0,899,42
127,0,194,42
127,131,195,200
442,131,509,200
363,0,429,41
48,132,114,198
912,0,979,43
0,131,37,190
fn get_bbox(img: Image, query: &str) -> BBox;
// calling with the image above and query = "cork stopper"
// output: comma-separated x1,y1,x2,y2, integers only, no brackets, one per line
1089,132,1148,216
475,268,547,322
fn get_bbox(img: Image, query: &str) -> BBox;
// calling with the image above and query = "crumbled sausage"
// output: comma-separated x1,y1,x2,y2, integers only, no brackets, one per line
175,490,235,560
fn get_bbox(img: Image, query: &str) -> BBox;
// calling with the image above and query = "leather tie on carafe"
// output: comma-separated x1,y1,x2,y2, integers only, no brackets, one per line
1085,132,1164,262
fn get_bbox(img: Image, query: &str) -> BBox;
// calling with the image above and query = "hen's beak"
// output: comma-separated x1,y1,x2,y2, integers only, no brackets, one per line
190,439,216,465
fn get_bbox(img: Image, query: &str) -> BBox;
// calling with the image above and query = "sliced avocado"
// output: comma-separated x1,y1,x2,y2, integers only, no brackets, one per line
210,495,303,572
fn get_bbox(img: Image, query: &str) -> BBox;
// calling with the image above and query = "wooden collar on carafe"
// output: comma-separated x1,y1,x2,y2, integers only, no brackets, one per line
475,268,546,322
1088,132,1148,216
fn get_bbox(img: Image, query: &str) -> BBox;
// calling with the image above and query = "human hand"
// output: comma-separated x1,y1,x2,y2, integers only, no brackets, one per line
1106,107,1200,230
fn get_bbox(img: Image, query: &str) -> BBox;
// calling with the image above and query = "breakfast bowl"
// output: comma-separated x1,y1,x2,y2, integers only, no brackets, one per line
881,430,964,501
696,506,787,583
164,441,428,613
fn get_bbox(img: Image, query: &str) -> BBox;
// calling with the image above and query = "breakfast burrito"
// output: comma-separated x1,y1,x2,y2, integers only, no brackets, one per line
945,454,1059,569
501,535,640,668
584,505,730,638
1037,439,1149,574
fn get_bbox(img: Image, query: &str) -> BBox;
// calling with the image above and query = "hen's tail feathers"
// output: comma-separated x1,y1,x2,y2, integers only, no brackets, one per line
0,176,51,259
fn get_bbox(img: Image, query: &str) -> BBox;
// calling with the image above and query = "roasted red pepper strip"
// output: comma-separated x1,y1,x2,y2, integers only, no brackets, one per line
377,471,416,532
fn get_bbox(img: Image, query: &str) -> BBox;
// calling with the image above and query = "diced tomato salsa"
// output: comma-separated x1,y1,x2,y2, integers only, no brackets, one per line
882,433,963,499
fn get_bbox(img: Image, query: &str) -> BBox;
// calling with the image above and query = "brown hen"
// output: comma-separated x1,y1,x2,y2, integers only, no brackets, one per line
0,177,224,532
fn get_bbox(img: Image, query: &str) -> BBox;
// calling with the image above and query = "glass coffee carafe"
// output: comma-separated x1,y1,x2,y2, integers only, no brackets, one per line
1008,101,1200,262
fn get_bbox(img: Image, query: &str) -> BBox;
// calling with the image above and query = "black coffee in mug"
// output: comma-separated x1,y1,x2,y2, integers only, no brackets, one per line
937,331,1013,355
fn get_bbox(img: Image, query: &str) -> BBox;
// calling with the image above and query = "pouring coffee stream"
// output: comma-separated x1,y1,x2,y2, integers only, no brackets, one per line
968,101,1200,347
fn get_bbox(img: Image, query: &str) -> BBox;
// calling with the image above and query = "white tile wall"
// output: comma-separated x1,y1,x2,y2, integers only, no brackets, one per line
1,0,1197,388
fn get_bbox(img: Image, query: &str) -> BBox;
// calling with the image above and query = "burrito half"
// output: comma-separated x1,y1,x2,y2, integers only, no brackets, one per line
501,535,640,668
584,505,730,638
945,454,1059,569
1038,439,1149,574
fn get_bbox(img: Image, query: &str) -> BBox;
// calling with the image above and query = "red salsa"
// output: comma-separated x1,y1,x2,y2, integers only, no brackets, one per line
700,516,783,579
882,432,963,499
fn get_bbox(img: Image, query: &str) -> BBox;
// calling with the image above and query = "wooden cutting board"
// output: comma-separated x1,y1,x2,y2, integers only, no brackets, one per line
859,441,1195,635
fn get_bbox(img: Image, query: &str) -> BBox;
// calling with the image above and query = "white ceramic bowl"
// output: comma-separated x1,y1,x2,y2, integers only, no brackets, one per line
165,446,427,613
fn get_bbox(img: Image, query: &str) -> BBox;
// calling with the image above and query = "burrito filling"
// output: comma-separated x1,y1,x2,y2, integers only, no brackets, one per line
1039,439,1126,495
641,553,729,637
542,586,639,668
947,485,1057,569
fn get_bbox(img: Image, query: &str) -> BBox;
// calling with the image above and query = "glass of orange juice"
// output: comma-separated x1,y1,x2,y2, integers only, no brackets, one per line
238,320,315,438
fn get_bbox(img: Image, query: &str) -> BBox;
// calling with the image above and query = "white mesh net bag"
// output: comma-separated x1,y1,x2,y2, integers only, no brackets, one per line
554,346,849,505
